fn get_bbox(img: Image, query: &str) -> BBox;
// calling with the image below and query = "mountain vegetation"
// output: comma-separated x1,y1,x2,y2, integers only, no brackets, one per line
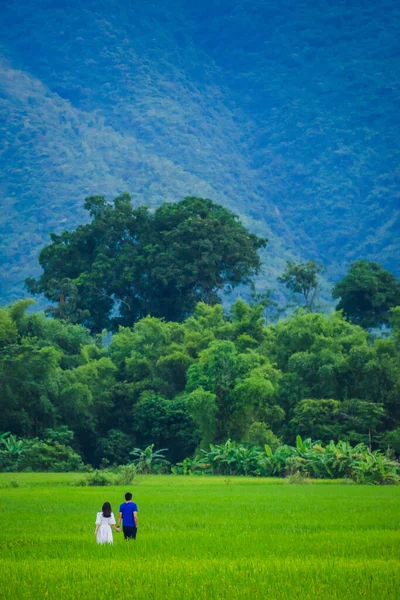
1,0,399,303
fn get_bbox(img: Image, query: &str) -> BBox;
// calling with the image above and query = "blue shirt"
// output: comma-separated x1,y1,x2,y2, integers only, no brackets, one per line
119,501,138,526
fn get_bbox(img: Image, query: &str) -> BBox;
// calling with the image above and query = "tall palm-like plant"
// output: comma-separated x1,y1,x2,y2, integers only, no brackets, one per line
129,444,170,474
263,443,294,476
0,433,27,470
0,433,26,458
187,436,400,483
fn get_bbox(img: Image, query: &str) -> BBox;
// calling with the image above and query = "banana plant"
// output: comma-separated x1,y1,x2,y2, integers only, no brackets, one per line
178,436,399,483
129,444,170,474
0,432,11,444
0,434,26,458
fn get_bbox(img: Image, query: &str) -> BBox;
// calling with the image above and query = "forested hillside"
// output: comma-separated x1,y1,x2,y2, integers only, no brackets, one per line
0,0,399,302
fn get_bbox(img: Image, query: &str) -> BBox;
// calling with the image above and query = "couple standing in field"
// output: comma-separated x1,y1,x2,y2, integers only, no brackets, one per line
95,492,138,545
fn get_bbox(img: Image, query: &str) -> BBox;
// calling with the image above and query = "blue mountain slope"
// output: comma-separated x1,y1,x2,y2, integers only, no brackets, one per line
0,0,399,303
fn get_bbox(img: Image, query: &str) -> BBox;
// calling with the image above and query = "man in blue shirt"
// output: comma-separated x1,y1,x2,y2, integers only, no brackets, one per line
118,492,139,540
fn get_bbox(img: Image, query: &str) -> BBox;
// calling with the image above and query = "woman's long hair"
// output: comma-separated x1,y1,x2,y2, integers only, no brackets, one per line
102,502,112,518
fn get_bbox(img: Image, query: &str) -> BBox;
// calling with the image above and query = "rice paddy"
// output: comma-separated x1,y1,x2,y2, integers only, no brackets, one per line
0,474,399,599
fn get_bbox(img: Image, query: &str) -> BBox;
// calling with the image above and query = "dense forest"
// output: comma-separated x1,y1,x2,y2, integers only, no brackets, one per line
1,196,399,477
1,0,399,303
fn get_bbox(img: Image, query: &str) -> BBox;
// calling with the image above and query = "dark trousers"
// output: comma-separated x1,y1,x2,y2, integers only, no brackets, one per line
123,526,137,540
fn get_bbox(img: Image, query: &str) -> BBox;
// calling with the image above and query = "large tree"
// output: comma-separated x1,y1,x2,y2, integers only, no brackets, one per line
332,260,400,328
278,260,325,312
26,195,266,332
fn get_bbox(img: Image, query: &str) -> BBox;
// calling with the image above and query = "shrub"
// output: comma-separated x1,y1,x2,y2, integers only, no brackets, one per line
77,470,114,486
286,471,310,484
112,464,136,485
0,432,87,472
75,464,136,486
244,422,281,450
19,439,86,472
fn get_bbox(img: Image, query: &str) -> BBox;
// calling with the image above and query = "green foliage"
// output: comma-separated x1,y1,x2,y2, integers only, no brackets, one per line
278,260,325,311
112,463,137,485
132,395,199,464
390,306,400,339
0,432,86,472
290,399,343,441
340,399,386,446
78,470,113,487
94,429,133,466
181,437,399,484
381,428,400,455
0,308,18,346
185,389,218,449
1,294,400,469
332,260,400,328
0,304,94,446
0,434,26,471
43,426,74,446
200,439,266,476
262,309,400,446
186,338,281,441
251,426,281,451
129,444,170,474
286,471,311,484
21,439,86,472
76,464,136,486
26,196,266,332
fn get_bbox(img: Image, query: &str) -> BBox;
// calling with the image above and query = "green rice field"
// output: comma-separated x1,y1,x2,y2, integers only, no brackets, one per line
0,474,399,599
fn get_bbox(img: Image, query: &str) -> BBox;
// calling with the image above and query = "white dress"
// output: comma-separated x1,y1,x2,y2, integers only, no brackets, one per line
95,512,116,544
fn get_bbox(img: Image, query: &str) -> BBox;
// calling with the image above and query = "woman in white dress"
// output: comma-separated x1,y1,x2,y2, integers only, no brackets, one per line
94,502,120,544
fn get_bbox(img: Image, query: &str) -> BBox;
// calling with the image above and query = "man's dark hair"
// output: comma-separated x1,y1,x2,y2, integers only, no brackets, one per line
102,502,112,518
125,492,132,501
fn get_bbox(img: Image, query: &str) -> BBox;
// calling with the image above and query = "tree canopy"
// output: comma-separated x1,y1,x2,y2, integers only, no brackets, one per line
1,296,399,467
278,260,325,311
26,195,266,332
332,260,400,329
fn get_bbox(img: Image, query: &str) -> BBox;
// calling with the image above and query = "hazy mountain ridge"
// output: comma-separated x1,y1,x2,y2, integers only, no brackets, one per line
0,0,399,302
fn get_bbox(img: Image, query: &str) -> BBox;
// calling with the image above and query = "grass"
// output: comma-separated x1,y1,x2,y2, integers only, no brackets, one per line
0,474,399,599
